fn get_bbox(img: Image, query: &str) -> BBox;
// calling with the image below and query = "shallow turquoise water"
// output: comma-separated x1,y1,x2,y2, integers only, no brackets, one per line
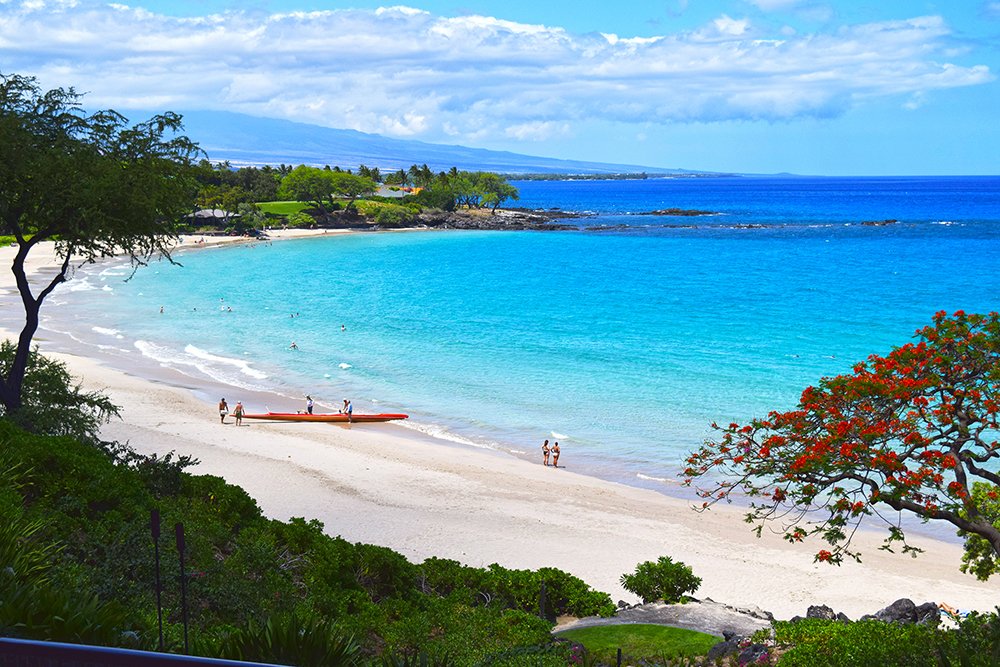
41,176,1000,489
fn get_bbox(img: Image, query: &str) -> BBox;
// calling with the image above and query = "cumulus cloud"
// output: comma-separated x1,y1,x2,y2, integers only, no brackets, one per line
0,2,991,145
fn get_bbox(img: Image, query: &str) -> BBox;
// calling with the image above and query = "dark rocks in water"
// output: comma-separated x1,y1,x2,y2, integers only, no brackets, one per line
414,209,577,231
640,208,717,216
861,219,898,226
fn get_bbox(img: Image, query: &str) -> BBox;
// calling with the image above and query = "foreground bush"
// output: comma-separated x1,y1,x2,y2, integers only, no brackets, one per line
620,556,701,604
0,417,612,662
773,613,1000,667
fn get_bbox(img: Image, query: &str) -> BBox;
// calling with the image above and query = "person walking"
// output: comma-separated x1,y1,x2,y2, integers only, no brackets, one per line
551,442,561,468
306,395,314,415
233,401,244,426
218,398,229,424
541,439,550,466
344,399,353,422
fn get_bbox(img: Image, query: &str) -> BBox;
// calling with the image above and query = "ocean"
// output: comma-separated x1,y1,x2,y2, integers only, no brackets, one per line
37,175,1000,492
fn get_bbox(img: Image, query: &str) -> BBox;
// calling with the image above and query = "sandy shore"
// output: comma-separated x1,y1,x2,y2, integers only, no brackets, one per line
2,232,998,622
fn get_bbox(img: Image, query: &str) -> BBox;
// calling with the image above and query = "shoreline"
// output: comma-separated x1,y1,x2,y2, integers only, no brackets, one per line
2,232,999,620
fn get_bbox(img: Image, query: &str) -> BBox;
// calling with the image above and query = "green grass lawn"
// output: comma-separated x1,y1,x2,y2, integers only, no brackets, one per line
556,624,719,662
256,200,311,216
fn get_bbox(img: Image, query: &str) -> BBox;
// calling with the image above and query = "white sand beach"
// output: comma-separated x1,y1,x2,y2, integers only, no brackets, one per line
2,233,998,622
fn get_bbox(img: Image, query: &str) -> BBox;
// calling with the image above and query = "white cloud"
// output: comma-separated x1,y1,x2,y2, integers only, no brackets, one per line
0,4,991,146
713,14,750,36
504,121,570,141
747,0,801,10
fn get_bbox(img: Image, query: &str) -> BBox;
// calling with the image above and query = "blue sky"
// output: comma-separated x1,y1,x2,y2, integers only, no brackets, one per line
2,0,998,174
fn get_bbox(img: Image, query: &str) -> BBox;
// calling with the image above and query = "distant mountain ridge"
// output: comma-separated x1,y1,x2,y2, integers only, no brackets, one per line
158,110,694,175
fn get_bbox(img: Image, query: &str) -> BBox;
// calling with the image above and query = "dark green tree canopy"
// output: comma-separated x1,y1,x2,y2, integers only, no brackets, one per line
0,73,201,415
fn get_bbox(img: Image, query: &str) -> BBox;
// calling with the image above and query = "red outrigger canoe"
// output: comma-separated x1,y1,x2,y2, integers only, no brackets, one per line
239,412,408,423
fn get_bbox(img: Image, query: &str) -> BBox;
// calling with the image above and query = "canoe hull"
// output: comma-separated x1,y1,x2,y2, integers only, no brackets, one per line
239,412,408,423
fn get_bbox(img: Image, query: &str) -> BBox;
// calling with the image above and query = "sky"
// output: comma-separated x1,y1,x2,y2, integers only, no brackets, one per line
1,0,999,174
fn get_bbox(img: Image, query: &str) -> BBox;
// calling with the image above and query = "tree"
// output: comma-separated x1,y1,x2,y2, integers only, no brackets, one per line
0,342,118,444
476,172,519,211
0,74,200,416
329,172,376,213
684,311,1000,577
278,165,333,215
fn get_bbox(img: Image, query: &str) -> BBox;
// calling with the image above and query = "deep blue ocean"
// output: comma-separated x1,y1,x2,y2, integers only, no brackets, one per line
43,176,1000,490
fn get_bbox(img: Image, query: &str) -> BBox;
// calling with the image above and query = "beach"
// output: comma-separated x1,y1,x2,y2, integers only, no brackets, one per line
2,232,998,622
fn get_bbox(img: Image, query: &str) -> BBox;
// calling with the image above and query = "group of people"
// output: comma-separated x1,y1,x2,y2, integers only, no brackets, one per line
541,439,561,467
218,398,245,425
218,396,353,423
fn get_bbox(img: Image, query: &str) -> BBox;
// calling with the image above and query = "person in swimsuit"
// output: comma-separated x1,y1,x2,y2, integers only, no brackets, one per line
542,439,550,466
233,401,244,426
551,442,561,468
218,398,229,424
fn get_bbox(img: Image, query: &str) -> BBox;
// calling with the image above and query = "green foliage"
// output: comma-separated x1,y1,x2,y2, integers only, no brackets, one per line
406,186,456,211
772,615,1000,666
0,413,616,663
257,200,312,216
686,311,1000,571
556,623,719,665
286,211,317,228
210,613,361,667
620,556,701,604
279,165,334,213
354,200,417,227
0,341,119,444
774,618,940,667
935,610,1000,666
0,73,200,414
960,483,1000,580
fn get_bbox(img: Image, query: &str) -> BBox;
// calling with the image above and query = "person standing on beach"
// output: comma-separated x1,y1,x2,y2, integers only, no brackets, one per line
306,395,314,414
541,439,550,466
551,442,561,468
233,401,244,426
343,399,353,422
218,398,229,424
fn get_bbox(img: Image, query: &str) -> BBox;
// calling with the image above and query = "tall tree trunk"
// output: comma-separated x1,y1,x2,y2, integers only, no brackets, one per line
0,243,70,413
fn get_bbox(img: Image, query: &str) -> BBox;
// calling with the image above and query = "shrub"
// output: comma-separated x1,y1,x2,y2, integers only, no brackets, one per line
619,556,701,604
774,618,938,667
285,211,316,228
0,341,119,445
211,613,360,666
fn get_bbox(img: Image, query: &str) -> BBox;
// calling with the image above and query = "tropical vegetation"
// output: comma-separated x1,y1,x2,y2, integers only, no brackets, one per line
685,310,1000,578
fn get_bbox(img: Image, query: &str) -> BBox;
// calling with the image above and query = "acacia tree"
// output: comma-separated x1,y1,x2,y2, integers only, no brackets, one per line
329,172,376,213
684,311,1000,578
0,74,200,418
279,165,333,215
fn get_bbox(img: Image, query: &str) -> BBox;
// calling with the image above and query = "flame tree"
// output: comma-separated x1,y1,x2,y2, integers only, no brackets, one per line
684,311,1000,579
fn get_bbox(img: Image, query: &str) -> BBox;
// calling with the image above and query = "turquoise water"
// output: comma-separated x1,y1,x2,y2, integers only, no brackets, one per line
41,176,1000,489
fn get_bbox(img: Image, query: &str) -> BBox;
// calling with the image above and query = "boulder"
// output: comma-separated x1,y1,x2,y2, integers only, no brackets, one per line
738,643,770,665
872,598,918,624
706,639,741,662
806,604,837,621
915,602,941,625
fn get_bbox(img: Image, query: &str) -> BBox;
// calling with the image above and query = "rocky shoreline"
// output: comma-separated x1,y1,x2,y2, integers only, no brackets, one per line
411,207,584,231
